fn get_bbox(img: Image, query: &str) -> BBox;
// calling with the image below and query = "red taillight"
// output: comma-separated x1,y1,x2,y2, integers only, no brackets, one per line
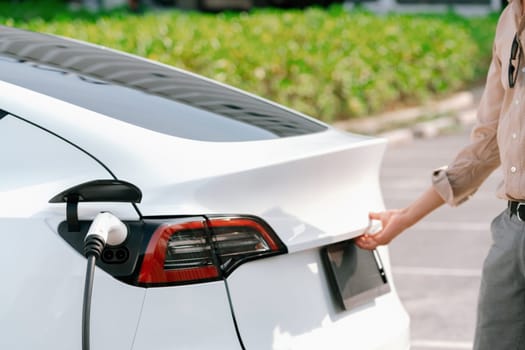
138,221,220,285
138,216,286,286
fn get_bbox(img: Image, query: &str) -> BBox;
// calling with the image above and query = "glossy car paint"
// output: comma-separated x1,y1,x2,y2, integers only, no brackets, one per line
0,26,409,350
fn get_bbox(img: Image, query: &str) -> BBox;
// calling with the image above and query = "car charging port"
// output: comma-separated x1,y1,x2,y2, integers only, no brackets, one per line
101,247,130,264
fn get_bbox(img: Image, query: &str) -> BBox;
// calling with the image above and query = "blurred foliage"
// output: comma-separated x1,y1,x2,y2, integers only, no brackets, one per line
0,1,499,121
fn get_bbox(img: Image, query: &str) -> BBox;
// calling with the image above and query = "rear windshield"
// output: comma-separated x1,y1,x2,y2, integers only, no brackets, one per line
0,56,326,142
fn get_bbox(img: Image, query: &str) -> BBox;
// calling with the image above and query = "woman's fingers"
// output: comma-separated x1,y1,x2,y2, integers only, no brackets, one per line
356,210,403,250
368,211,382,220
355,233,380,250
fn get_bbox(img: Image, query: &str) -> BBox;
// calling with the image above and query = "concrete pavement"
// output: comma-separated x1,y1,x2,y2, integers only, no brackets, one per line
353,85,503,350
381,129,502,350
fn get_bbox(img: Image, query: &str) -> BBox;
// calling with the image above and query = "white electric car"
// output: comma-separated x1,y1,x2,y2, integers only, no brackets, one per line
0,26,409,349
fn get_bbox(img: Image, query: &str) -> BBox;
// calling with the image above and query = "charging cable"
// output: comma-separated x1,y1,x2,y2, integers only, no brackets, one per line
82,212,127,350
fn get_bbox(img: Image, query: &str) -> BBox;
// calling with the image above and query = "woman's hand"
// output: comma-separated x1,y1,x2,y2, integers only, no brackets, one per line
355,187,445,250
355,210,411,250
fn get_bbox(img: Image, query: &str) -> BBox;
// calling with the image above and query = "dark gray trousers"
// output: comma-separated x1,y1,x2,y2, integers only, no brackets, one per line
474,208,525,350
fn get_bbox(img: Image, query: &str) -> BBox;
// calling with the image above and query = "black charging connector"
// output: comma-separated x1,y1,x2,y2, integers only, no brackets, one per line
82,235,105,350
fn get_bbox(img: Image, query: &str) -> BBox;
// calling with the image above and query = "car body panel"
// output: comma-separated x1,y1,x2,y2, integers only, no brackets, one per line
0,115,145,350
0,112,245,350
0,218,147,350
0,81,386,253
0,26,410,350
132,282,242,350
226,247,410,350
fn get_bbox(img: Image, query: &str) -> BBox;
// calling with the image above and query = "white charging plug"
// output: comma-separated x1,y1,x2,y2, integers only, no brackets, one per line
85,212,127,247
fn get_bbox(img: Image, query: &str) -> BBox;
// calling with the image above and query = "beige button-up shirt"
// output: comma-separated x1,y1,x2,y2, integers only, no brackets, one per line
432,0,525,205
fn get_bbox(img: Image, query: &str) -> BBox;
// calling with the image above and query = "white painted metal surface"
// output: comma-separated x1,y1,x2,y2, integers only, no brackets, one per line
227,248,410,350
133,283,242,350
0,116,144,350
0,27,409,349
0,81,386,250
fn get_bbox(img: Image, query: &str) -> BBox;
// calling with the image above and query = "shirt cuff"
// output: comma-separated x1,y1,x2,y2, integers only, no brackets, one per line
432,166,467,207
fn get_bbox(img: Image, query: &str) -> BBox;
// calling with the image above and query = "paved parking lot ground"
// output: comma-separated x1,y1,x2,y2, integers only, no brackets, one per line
381,129,503,350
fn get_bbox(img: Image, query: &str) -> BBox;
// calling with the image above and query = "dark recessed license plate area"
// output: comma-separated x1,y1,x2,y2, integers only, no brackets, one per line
322,240,390,311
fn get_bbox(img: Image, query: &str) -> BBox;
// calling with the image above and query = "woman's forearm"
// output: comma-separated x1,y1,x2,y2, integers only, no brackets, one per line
401,186,446,228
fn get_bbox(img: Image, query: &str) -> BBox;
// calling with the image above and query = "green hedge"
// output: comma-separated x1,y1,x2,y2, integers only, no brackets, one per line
1,3,498,122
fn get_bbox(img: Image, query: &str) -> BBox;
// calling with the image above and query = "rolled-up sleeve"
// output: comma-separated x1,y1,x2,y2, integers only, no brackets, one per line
432,42,503,206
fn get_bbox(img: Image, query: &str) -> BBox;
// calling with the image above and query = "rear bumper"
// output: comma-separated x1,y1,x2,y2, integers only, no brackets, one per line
226,247,410,350
132,281,242,350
